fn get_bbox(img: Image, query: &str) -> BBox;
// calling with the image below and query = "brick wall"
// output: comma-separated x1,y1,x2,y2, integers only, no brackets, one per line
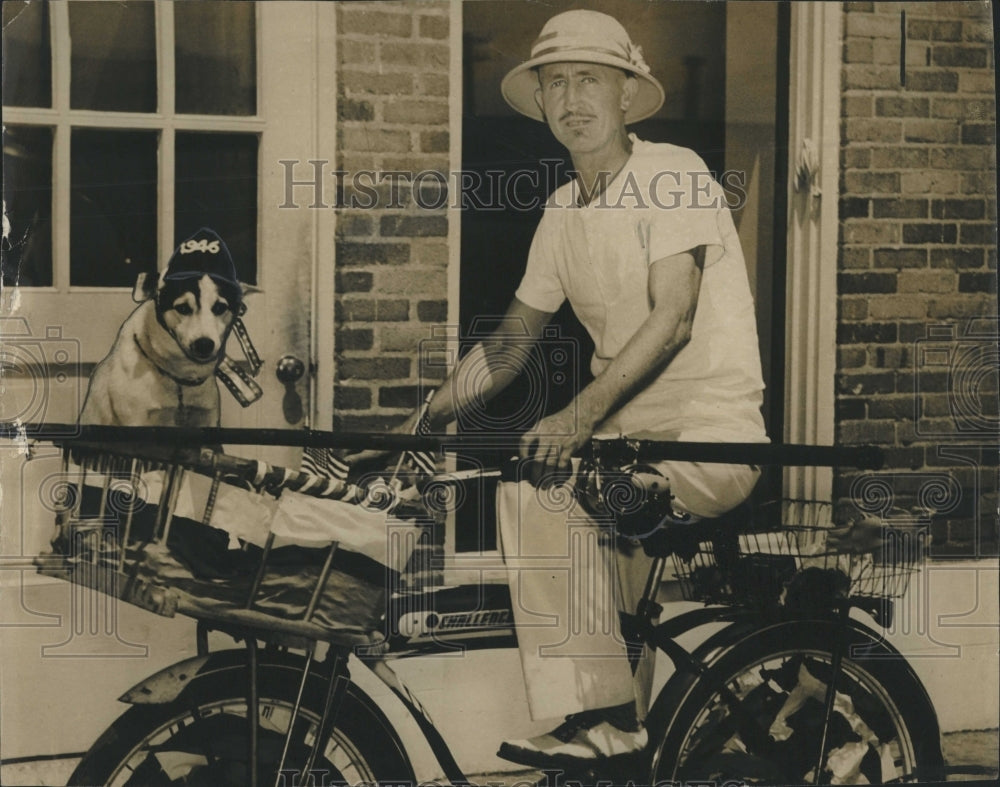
334,1,451,432
838,1,998,554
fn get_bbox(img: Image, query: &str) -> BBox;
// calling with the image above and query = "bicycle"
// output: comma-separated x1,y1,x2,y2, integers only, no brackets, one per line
14,424,944,786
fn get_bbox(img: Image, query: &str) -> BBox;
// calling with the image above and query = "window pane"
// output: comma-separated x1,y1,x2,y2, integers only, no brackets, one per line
2,126,53,287
175,133,258,285
69,1,156,112
175,2,256,116
70,130,157,287
2,1,52,108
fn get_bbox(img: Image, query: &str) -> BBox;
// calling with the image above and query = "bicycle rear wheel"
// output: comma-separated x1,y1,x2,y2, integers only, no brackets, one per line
68,666,414,786
647,621,944,785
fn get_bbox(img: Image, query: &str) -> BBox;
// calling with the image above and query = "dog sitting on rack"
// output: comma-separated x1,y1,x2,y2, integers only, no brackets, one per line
79,227,256,428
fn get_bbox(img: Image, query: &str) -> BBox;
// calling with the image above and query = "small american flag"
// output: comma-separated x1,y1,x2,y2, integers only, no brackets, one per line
403,391,437,476
301,445,350,481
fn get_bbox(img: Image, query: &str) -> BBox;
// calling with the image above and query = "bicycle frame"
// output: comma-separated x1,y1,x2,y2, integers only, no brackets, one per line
14,424,945,785
122,536,926,787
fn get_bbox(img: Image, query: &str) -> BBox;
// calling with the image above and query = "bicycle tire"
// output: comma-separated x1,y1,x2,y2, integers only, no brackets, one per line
646,620,944,785
68,664,415,786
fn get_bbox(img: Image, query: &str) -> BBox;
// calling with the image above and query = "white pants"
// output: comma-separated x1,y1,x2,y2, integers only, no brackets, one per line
497,460,760,722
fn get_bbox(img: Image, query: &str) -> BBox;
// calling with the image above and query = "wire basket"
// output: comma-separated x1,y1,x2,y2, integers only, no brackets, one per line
36,441,432,646
671,499,929,607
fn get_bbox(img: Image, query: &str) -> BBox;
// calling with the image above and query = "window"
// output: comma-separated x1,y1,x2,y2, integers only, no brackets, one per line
2,1,260,290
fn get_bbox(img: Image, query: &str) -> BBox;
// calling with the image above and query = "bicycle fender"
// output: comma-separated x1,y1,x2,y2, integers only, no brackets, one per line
119,652,215,704
653,604,748,644
119,649,336,704
114,649,414,780
694,617,939,697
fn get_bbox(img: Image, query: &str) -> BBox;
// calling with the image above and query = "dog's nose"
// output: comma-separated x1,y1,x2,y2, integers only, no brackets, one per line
191,338,216,359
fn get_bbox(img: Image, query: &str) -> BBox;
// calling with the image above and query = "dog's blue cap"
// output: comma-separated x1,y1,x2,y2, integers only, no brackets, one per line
163,228,240,285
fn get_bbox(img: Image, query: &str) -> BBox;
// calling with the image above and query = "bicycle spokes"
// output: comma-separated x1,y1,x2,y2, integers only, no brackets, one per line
677,654,914,784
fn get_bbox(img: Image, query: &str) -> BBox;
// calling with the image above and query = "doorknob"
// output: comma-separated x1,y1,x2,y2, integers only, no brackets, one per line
275,355,306,384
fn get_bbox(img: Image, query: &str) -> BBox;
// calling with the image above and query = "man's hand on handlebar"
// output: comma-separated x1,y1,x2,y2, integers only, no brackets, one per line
518,406,594,486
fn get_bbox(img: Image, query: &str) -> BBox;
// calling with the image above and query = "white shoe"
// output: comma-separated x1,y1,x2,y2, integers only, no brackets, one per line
498,713,648,768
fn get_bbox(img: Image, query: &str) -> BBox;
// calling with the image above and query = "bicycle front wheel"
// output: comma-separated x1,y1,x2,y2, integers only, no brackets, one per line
648,621,944,785
68,665,414,787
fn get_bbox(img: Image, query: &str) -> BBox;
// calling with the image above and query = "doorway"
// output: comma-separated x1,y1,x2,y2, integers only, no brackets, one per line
456,1,789,551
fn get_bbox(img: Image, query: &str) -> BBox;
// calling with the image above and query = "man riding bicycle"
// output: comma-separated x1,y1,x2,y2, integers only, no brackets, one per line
363,9,768,769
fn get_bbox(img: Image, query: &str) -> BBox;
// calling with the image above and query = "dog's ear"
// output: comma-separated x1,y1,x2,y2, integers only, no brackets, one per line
238,282,261,315
132,271,160,303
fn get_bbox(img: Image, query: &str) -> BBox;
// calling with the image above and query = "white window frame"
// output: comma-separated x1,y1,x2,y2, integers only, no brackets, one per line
2,1,265,358
6,0,267,285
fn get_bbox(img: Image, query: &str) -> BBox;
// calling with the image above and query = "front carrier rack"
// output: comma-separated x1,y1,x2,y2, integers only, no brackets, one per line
37,438,433,648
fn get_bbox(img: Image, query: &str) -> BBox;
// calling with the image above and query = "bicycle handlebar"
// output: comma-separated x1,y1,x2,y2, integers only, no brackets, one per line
1,422,885,470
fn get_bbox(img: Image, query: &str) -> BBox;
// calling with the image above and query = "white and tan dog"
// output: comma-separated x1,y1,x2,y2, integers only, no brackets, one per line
79,228,245,427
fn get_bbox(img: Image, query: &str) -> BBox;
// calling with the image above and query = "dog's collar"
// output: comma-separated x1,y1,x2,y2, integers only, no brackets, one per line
133,334,213,387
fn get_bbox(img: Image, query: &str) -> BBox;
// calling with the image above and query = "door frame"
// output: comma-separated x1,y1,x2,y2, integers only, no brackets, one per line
311,1,338,431
783,2,843,503
444,2,844,581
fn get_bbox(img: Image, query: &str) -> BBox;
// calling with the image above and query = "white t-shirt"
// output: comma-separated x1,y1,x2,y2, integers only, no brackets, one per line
515,136,767,442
